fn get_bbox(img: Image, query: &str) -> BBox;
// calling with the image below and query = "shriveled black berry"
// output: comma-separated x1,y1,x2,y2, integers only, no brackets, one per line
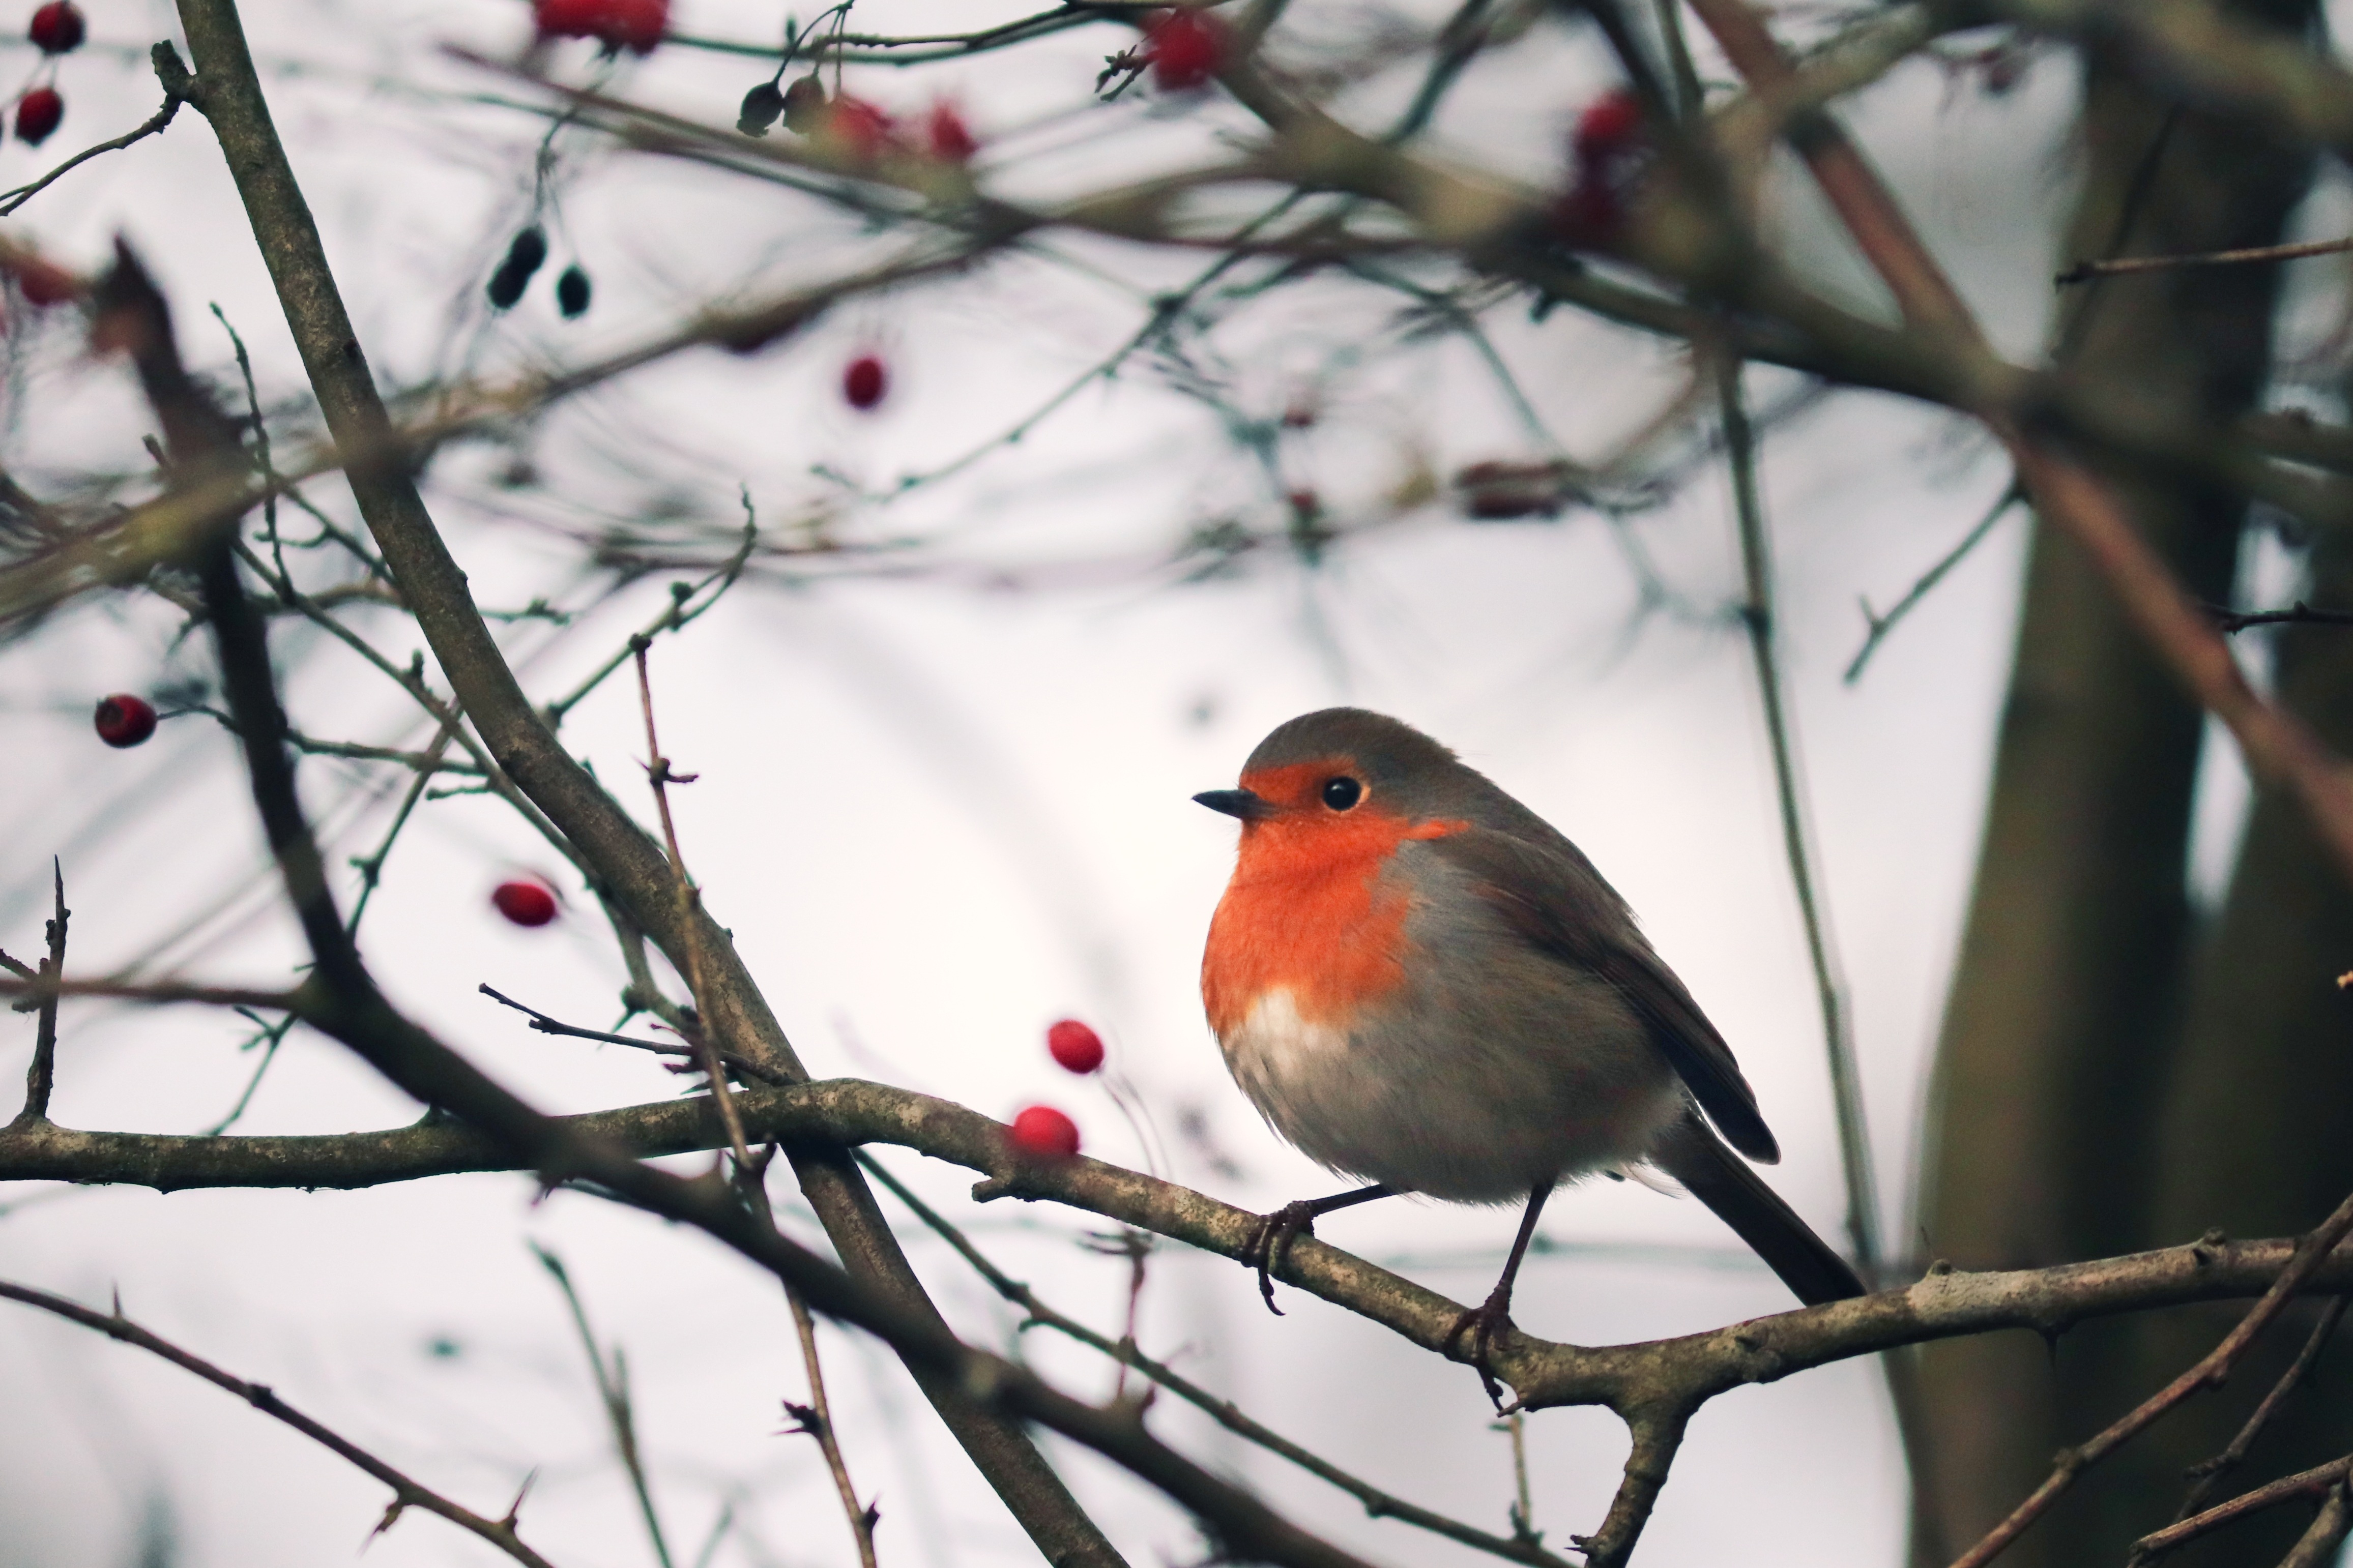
487,225,548,311
486,262,530,310
556,265,592,319
738,80,786,136
503,225,548,277
781,74,827,135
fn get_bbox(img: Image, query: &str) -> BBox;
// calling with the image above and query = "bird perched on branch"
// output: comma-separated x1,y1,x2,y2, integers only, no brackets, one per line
1196,707,1864,1402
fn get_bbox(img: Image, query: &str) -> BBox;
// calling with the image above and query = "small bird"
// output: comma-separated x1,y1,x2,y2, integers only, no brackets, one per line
1196,708,1863,1399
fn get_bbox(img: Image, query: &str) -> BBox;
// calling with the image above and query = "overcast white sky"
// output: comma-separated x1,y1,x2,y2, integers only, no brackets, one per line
0,2,2336,1565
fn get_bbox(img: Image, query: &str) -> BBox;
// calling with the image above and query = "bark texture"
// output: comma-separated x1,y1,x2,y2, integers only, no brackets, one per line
2118,516,2353,1567
1908,10,2319,1562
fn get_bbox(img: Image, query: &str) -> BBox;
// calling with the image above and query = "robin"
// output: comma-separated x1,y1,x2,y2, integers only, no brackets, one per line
1196,707,1864,1400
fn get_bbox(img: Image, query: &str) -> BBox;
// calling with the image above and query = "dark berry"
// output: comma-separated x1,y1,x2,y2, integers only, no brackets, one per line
555,264,591,318
842,353,887,410
27,1,82,54
16,86,63,146
781,74,827,134
487,226,547,311
738,80,786,136
93,693,155,748
504,226,548,275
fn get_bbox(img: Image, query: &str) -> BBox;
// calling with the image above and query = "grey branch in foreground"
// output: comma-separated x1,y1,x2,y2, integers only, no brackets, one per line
6,1073,2351,1420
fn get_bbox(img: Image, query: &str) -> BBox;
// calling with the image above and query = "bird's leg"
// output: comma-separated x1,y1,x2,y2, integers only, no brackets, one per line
1444,1179,1554,1409
1239,1184,1399,1315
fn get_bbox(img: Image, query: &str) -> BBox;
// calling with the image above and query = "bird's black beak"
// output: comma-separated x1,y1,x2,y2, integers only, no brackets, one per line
1194,788,1270,821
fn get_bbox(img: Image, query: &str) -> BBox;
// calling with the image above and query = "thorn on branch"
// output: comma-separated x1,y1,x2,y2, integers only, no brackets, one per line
778,1398,830,1441
368,1498,409,1544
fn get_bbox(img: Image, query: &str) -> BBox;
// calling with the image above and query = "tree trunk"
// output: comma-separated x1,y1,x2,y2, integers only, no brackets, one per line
1906,12,2316,1562
2107,513,2353,1567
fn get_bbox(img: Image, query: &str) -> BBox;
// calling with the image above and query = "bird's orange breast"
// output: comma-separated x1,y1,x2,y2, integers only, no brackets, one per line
1201,791,1462,1039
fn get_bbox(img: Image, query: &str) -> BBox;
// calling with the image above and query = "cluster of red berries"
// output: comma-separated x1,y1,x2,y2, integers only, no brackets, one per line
1144,9,1226,91
1556,89,1649,244
1006,1018,1107,1161
13,3,82,149
533,0,667,55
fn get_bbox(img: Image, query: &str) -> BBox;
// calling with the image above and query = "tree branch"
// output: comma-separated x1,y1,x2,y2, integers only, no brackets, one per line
0,1279,562,1568
168,3,1130,1557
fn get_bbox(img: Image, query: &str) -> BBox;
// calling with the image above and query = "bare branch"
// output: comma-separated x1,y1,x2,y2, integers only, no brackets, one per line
0,1279,562,1568
9,861,67,1127
1948,1192,2353,1568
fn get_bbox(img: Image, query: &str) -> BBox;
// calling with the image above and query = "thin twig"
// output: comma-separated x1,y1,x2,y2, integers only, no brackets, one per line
479,983,715,1060
2211,601,2353,635
1716,353,1880,1277
533,1246,676,1568
630,640,752,1170
0,63,186,218
0,1279,560,1568
541,514,757,728
0,974,298,1011
2131,1456,2353,1563
2058,233,2353,285
629,643,878,1567
781,1276,881,1568
1844,480,2025,684
1949,1189,2353,1568
2174,1295,2347,1522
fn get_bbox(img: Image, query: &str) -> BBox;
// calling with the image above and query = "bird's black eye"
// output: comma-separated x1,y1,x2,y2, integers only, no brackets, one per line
1321,776,1362,811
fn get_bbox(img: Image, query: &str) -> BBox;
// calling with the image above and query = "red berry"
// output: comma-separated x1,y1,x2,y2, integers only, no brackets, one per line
491,878,559,927
824,96,898,161
1047,1019,1105,1075
27,1,81,54
1147,10,1227,91
16,86,62,146
1573,90,1643,158
1008,1105,1081,1161
1558,91,1653,245
534,0,602,35
842,353,888,410
534,0,666,53
93,693,155,748
11,255,74,306
924,100,977,164
603,0,667,53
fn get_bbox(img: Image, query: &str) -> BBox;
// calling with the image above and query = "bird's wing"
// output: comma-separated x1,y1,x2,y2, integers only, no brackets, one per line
1425,826,1782,1164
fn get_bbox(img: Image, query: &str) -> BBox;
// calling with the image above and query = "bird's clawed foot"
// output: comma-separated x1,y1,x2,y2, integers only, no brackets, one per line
1238,1200,1327,1315
1444,1283,1518,1409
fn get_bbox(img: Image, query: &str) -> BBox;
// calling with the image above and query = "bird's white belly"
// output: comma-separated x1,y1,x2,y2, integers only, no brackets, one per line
1213,980,1684,1203
1219,988,1352,1113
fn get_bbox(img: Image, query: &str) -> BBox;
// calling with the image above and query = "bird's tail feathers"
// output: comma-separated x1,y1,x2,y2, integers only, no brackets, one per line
1650,1112,1866,1306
